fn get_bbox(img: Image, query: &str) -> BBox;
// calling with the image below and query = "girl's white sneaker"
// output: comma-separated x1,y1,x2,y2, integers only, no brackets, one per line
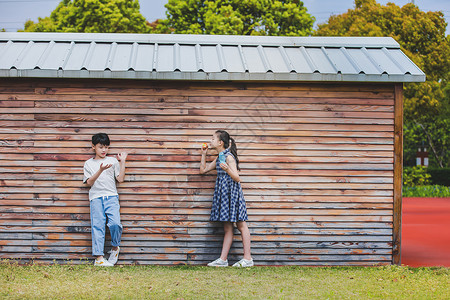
207,258,228,267
232,258,254,267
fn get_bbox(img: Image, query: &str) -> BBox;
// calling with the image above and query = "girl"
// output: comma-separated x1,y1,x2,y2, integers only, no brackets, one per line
199,130,253,267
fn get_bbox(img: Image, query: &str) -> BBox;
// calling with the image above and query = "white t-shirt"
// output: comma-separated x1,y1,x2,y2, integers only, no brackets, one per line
83,156,120,201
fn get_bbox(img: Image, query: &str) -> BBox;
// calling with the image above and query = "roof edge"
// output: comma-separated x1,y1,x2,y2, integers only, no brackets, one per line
0,69,425,82
0,32,401,48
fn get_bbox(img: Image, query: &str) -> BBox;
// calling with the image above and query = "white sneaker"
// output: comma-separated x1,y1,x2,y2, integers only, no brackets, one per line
232,258,254,267
207,258,228,267
108,246,120,265
94,257,114,267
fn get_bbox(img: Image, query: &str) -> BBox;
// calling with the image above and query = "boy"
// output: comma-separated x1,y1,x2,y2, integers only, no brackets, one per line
83,133,127,267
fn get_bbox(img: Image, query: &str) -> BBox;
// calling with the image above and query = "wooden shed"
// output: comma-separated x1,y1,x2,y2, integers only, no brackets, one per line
0,33,425,266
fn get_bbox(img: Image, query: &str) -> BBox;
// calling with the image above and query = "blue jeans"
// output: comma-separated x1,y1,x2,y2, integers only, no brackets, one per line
90,195,123,256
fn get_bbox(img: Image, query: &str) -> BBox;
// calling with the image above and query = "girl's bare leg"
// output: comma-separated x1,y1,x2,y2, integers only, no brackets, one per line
236,221,252,260
220,222,234,261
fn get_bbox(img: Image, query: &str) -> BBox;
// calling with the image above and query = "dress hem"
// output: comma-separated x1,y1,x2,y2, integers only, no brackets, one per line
209,218,249,222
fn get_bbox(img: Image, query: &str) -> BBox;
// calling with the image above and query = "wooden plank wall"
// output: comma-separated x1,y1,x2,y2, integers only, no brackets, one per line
0,78,396,266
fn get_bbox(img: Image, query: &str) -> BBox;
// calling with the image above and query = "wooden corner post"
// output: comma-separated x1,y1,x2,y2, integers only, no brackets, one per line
393,83,403,265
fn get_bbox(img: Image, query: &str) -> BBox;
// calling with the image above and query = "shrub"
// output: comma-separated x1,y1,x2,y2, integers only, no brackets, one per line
427,168,450,186
403,185,450,197
403,166,431,187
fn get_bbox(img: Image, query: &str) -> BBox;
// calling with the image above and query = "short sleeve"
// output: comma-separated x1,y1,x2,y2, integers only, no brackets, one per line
225,152,236,162
83,161,93,184
114,158,120,179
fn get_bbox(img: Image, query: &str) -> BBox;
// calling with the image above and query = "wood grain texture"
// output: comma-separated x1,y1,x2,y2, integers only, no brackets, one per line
0,78,398,266
392,83,403,265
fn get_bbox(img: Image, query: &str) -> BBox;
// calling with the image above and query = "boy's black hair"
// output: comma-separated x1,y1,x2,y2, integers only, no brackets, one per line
92,133,110,146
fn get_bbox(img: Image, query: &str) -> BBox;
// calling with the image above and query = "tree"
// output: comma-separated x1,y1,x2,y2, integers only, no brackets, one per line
315,0,450,168
153,0,314,36
22,0,151,33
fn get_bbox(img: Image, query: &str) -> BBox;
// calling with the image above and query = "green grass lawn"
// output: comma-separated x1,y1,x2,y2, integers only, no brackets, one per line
1,261,449,299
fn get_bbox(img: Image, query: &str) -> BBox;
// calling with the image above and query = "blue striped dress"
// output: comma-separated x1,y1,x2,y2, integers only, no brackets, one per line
210,149,248,222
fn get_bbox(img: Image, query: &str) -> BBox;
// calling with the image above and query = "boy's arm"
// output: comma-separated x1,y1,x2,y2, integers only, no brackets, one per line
116,152,127,183
85,163,112,186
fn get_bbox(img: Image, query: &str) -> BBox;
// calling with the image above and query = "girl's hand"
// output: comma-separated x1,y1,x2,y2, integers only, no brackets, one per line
100,163,112,171
201,145,209,155
219,163,228,171
223,156,241,183
117,152,128,162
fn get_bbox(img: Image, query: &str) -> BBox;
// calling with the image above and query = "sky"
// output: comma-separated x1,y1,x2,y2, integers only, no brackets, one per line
0,0,449,35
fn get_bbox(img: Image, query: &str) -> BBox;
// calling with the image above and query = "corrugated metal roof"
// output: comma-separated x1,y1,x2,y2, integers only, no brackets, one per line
0,32,425,82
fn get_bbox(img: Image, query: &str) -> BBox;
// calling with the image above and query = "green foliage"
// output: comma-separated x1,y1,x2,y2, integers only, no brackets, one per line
403,115,449,168
154,0,315,36
403,185,450,197
403,80,449,168
22,0,151,33
403,166,431,187
314,0,450,168
402,166,450,196
427,168,450,186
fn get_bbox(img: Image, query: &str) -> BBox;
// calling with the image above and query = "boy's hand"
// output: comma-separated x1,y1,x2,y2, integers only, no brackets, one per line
117,152,128,162
100,163,113,171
